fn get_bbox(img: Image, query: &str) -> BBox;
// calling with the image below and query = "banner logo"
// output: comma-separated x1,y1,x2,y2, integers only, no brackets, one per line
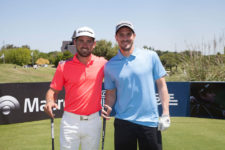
156,93,179,106
0,95,20,115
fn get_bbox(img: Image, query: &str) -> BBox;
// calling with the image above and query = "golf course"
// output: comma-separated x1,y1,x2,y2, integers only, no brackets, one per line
0,117,225,150
0,64,225,150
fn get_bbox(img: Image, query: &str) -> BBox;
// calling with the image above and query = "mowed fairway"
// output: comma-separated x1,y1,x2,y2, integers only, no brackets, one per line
0,117,225,150
0,64,56,83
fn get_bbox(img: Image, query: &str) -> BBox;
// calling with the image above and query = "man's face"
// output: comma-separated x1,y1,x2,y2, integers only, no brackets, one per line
74,36,96,57
115,27,136,51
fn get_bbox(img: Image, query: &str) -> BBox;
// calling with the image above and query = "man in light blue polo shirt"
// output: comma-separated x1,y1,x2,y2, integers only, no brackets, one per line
101,21,171,150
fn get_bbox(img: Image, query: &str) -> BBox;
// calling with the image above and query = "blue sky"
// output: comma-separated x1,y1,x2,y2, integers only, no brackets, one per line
0,0,225,54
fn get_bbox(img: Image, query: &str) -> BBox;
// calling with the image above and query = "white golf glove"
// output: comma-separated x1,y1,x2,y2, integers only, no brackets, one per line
158,114,171,131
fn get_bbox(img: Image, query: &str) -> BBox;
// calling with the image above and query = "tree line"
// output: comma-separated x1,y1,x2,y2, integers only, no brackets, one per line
1,40,225,81
0,44,73,66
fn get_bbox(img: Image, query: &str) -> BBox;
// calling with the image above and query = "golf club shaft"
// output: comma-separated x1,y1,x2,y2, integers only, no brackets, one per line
101,118,106,150
51,118,54,150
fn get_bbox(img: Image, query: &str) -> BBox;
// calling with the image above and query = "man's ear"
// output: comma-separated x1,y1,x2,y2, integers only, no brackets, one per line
115,35,118,43
93,41,96,49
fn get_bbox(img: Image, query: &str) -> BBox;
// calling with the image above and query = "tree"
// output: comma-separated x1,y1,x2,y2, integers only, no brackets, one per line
53,51,73,67
30,50,49,65
21,45,30,49
7,48,31,66
224,46,225,55
143,45,154,51
160,52,180,71
154,50,164,57
1,44,17,50
93,40,112,59
54,52,63,67
48,51,60,64
106,44,118,60
38,52,48,59
62,50,73,60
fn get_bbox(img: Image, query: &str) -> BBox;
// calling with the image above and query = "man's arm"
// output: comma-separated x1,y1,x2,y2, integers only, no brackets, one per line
44,88,60,118
101,89,116,120
156,77,169,115
156,77,171,131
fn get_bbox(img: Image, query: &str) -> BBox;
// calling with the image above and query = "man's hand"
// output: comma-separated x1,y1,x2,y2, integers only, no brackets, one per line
158,114,171,131
44,100,59,118
101,104,112,120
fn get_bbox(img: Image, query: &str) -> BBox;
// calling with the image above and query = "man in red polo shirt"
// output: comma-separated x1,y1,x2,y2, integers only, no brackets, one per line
44,26,107,150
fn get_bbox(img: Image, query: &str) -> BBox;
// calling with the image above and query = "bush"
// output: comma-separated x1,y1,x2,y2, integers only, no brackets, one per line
53,51,73,67
181,53,225,81
4,48,31,66
36,58,50,65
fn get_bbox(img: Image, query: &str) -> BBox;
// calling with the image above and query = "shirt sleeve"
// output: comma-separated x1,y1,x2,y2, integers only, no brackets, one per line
50,62,65,91
152,52,167,81
104,63,116,90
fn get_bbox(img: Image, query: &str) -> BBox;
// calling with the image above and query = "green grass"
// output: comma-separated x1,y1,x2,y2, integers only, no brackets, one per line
163,117,225,150
1,64,225,149
0,63,188,83
0,117,225,150
0,64,56,83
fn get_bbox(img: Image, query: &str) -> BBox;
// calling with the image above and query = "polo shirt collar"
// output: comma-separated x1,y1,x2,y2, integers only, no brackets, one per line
118,48,138,60
73,53,94,65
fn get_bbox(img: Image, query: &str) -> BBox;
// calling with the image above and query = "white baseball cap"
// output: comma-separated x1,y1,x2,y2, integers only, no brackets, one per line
72,26,95,39
115,21,135,34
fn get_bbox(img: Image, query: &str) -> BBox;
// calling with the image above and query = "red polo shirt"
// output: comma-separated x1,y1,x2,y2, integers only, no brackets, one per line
50,54,107,115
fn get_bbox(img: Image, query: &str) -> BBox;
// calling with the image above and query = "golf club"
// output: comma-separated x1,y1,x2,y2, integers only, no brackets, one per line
51,113,55,150
101,107,107,150
101,117,106,150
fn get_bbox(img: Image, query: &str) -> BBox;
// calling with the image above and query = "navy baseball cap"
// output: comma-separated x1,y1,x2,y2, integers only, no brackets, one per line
115,21,135,34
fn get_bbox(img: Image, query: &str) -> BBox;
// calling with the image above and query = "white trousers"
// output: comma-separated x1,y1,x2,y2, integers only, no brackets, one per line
60,111,102,150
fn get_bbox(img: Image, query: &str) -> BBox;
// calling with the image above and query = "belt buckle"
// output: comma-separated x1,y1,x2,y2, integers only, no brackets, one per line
80,116,88,121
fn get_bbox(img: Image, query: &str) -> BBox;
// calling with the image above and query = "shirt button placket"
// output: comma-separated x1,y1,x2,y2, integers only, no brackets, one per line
84,64,88,80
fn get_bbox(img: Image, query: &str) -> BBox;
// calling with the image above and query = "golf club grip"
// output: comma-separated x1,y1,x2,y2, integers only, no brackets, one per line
101,106,107,150
52,139,54,150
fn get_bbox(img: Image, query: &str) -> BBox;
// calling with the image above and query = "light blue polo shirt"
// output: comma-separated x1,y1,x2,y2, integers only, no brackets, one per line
104,48,166,127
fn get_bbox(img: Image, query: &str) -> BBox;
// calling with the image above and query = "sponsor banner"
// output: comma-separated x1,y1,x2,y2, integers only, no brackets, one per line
157,82,190,116
103,82,190,117
1,82,191,124
0,82,65,124
190,82,225,119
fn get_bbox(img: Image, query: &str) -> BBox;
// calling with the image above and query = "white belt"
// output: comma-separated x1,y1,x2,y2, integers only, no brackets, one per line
64,111,100,121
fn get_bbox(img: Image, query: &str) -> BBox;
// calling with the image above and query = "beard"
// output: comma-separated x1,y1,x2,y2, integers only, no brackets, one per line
76,47,92,57
120,40,134,51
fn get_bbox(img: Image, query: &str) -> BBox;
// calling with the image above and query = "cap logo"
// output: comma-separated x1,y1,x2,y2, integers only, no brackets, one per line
116,21,134,33
119,22,132,27
78,30,93,34
74,26,95,39
117,23,132,29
